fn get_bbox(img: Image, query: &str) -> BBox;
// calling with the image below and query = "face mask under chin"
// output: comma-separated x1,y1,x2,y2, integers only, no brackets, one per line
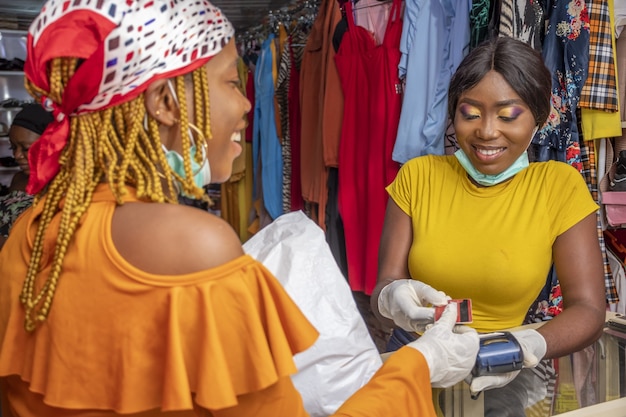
160,79,212,196
163,144,212,194
454,148,529,187
454,126,538,187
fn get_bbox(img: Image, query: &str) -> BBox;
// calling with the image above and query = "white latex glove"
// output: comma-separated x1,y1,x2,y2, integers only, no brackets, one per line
378,279,449,332
467,329,547,395
408,303,480,388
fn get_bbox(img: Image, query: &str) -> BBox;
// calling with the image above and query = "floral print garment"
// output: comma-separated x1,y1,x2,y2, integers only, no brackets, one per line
531,0,590,168
0,190,34,237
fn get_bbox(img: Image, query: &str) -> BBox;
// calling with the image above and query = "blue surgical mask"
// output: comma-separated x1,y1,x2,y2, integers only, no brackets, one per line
161,79,212,192
454,149,529,187
455,126,538,187
163,145,211,190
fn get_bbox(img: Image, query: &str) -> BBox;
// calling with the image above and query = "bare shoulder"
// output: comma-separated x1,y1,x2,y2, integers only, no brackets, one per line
111,202,244,275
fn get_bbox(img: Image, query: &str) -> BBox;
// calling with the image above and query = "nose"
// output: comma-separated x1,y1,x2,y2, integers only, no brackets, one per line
476,118,499,141
243,96,252,114
13,147,25,160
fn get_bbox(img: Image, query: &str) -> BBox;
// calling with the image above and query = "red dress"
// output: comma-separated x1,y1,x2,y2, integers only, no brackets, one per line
334,0,403,294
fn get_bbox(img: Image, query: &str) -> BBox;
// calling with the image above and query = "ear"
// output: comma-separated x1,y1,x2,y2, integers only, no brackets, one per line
145,79,179,126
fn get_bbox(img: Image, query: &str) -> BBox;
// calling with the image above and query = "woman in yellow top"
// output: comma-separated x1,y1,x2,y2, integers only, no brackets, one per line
0,1,479,416
372,36,606,415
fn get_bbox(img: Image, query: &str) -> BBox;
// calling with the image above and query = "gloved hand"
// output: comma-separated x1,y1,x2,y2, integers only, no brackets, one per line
378,279,449,332
407,302,480,388
467,328,547,395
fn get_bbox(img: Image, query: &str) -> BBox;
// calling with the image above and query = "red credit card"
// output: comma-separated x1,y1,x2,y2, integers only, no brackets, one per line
434,299,473,324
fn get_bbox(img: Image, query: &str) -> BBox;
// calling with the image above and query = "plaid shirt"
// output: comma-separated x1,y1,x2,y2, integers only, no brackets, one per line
580,138,620,303
526,137,618,324
579,0,619,111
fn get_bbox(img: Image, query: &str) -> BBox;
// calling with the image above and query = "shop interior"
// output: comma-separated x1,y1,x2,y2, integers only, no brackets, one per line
1,0,626,416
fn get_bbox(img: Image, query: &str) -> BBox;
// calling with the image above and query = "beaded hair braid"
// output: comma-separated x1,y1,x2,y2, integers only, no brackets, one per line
20,57,212,332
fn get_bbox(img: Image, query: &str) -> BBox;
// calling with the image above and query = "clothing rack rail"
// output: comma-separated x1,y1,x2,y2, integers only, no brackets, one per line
236,0,320,43
352,0,398,11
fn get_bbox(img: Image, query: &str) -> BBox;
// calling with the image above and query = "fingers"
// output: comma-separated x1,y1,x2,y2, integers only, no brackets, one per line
469,371,520,394
511,329,546,367
435,302,457,329
414,282,449,306
453,324,478,335
405,305,435,321
379,279,452,332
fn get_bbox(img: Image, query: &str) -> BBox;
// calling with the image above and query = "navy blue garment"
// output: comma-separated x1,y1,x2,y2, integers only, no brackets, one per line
386,327,418,352
532,0,590,162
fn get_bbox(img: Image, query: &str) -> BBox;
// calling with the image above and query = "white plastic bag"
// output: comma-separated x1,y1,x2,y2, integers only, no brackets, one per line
243,211,382,417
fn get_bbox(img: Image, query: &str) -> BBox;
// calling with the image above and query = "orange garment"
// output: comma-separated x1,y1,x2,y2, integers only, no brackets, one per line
0,348,435,417
332,348,436,417
321,9,344,169
299,0,343,229
0,184,316,416
0,184,436,417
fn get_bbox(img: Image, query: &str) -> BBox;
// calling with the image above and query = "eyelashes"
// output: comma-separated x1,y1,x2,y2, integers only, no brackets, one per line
458,104,524,121
459,104,480,119
499,107,523,119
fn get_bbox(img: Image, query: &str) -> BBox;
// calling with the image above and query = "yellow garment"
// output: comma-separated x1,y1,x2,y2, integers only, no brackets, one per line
0,184,437,417
581,108,622,140
387,156,599,333
581,0,623,140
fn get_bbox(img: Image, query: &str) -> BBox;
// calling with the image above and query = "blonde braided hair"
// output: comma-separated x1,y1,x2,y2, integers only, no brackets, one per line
20,58,212,332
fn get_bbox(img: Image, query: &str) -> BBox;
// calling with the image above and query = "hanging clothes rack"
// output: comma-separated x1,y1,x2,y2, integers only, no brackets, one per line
236,0,320,46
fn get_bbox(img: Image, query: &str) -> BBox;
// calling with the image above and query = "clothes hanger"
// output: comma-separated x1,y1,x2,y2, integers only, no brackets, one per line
353,0,397,11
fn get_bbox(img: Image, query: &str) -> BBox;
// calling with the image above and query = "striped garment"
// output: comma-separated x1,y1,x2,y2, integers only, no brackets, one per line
498,0,545,50
580,135,619,303
276,37,292,214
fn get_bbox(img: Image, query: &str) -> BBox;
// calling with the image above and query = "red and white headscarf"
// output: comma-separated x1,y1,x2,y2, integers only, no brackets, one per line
24,0,234,194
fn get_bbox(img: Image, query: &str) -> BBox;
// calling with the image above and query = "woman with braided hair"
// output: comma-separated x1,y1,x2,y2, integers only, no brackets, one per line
0,1,479,416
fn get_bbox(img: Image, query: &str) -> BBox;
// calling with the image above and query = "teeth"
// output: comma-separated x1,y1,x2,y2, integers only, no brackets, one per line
477,148,502,156
231,132,241,142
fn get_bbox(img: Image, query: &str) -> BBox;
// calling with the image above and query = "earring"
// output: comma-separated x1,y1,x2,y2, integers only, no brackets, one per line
187,122,209,173
155,110,161,116
188,122,210,141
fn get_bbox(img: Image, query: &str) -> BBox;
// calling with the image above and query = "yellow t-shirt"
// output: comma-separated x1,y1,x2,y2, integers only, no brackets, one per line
387,155,599,333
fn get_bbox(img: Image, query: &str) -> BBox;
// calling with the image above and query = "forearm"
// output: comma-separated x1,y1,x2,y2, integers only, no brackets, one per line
536,303,605,359
544,212,606,358
332,347,436,417
375,199,413,326
370,278,396,326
